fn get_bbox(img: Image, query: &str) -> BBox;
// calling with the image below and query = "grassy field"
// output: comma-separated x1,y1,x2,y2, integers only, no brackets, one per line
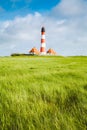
0,56,87,130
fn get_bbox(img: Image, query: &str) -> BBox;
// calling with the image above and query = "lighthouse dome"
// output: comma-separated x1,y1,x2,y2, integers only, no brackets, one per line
41,27,45,32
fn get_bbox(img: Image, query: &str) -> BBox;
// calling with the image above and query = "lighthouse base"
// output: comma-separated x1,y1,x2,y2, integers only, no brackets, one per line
40,52,46,55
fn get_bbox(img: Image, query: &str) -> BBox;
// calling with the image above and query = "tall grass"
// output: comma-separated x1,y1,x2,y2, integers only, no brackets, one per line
0,56,87,130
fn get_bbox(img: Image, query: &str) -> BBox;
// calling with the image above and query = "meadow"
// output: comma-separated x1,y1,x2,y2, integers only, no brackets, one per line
0,56,87,130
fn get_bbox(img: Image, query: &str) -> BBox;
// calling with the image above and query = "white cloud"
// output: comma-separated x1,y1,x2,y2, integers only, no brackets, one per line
0,0,87,56
52,0,87,17
0,12,44,56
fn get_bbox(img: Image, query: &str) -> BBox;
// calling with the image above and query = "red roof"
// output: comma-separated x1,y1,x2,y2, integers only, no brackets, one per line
47,48,57,55
29,47,40,55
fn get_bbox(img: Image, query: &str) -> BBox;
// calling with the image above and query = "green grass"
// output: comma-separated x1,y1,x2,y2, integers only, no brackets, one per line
0,56,87,130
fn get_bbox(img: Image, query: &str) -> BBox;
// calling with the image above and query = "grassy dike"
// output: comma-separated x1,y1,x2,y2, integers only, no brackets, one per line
0,56,87,130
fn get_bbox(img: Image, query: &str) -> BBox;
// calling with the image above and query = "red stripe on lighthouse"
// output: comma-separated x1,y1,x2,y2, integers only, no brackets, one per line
41,32,45,35
40,47,46,52
41,39,45,43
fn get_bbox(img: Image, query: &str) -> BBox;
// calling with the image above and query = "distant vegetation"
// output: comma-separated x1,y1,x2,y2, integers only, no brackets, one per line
0,56,87,130
11,53,31,56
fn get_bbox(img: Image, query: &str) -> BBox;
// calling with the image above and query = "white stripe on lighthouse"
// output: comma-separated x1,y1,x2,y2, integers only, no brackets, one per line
41,43,46,47
41,35,45,39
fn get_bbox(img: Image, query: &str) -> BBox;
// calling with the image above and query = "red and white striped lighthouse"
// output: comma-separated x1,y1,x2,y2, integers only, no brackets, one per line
40,27,46,55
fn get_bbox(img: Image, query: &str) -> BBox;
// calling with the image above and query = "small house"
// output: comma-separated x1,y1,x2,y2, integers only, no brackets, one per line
29,47,40,55
47,48,57,55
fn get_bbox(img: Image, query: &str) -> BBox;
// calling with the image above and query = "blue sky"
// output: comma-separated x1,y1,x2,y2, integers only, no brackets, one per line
0,0,60,11
0,0,60,19
0,0,87,56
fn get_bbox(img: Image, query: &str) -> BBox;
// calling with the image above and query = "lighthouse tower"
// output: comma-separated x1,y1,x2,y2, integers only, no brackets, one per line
40,27,46,55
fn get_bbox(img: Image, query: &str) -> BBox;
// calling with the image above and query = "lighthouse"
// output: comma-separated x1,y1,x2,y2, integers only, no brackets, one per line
40,27,46,55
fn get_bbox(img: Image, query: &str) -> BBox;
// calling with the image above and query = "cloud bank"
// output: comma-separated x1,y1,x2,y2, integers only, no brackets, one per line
0,0,87,56
52,0,87,17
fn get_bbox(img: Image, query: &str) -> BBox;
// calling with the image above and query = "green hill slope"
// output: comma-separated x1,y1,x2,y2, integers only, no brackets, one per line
0,56,87,130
